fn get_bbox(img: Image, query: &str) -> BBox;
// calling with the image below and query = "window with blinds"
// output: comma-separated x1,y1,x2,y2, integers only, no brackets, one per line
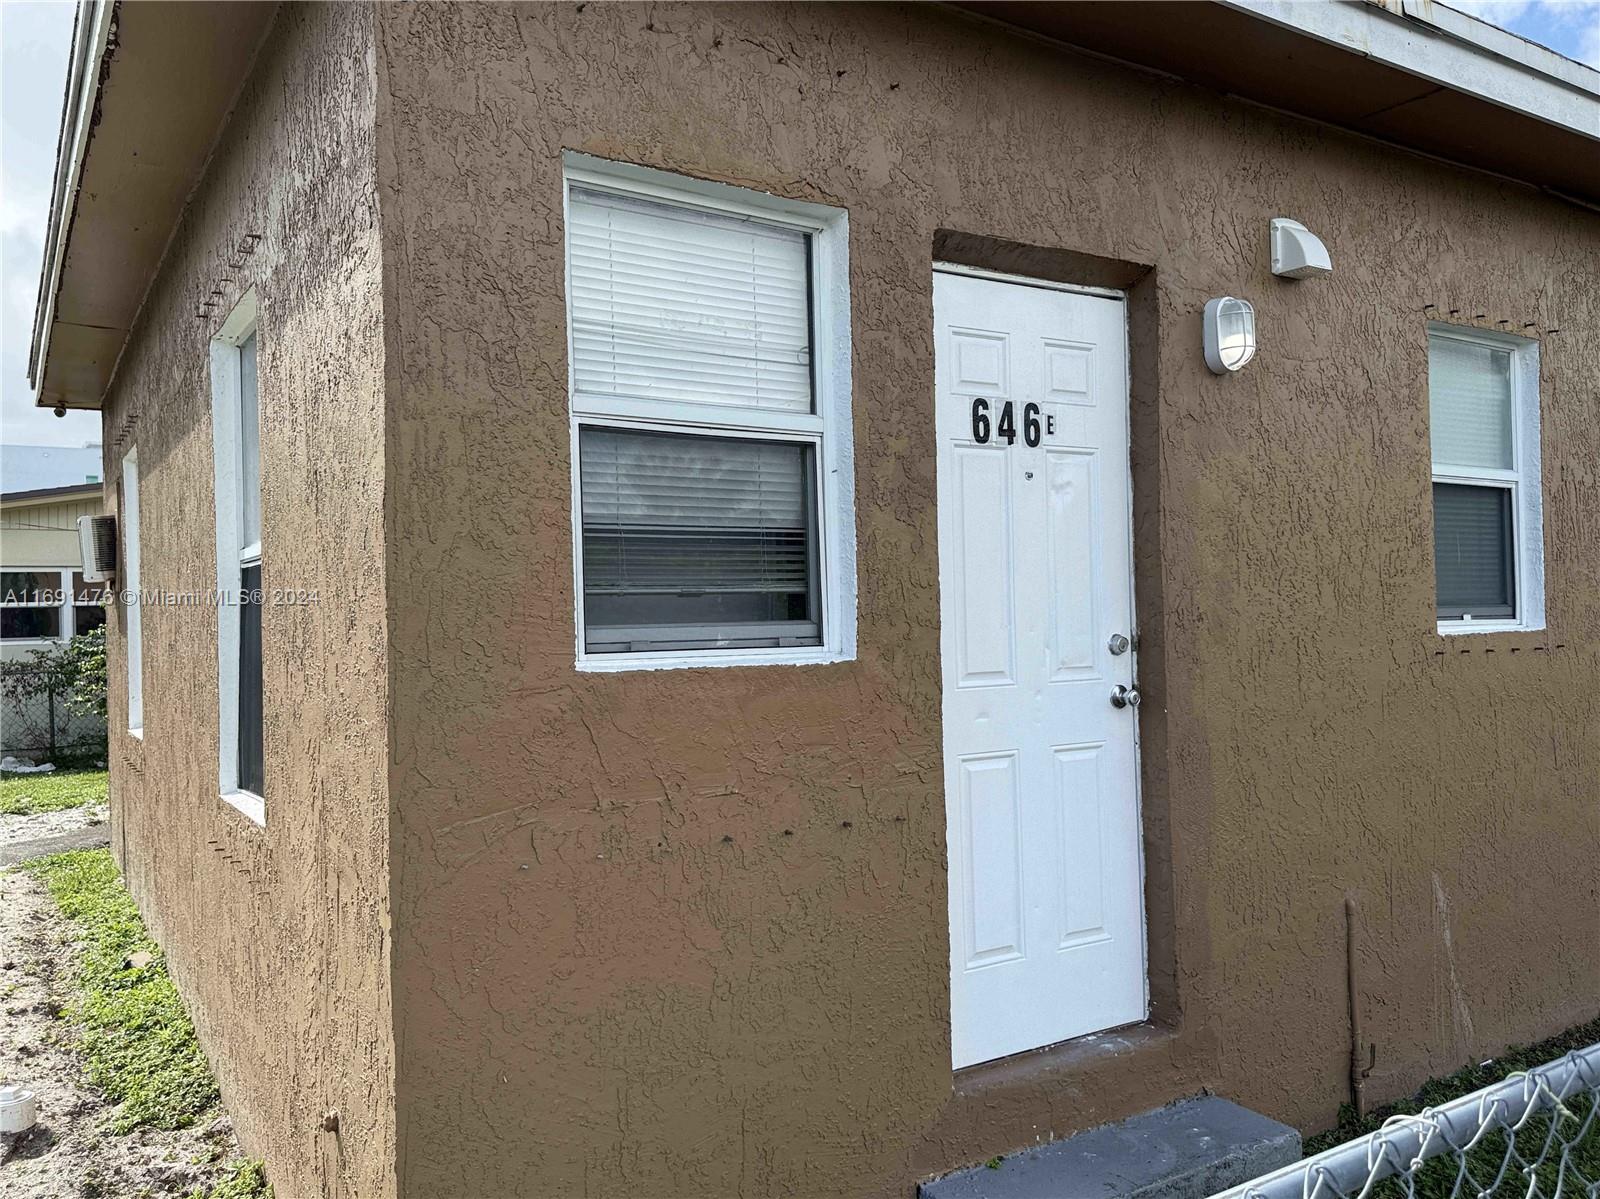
569,187,813,413
1428,328,1537,628
580,429,818,652
566,170,838,658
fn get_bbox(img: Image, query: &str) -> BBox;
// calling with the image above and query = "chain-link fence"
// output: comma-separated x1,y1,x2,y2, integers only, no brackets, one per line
0,664,107,762
1212,1043,1600,1199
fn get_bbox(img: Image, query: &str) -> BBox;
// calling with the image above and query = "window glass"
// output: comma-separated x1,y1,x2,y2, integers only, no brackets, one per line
580,427,819,652
1429,336,1512,471
73,605,107,636
1,571,65,605
2,608,61,640
123,447,144,732
568,187,813,413
239,333,261,550
73,572,111,603
1433,483,1514,619
238,562,265,797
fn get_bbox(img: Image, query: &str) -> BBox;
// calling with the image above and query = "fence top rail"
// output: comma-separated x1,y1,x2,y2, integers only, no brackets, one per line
1209,1042,1600,1199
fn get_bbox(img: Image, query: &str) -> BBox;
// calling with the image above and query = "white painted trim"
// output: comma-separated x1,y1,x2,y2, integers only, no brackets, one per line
1429,322,1543,635
934,262,1127,301
1,566,78,644
221,788,265,827
209,289,261,811
122,446,144,732
1221,0,1598,140
28,0,116,391
561,154,857,673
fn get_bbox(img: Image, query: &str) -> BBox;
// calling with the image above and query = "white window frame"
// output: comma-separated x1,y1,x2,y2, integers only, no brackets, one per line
562,152,856,672
1429,322,1543,635
1,568,72,643
209,288,264,825
122,447,143,736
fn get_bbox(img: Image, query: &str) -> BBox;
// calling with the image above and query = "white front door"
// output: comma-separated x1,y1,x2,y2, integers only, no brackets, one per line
934,269,1146,1069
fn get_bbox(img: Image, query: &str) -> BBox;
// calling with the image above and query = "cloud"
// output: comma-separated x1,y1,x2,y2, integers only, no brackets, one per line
1449,0,1538,23
1449,0,1600,68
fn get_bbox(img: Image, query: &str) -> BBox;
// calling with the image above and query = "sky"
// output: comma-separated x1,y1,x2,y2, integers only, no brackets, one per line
1,0,94,450
0,0,1596,452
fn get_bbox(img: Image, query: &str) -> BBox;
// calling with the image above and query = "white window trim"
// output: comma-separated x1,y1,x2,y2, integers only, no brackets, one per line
561,152,856,672
122,447,144,736
2,567,74,643
209,288,265,825
1429,322,1543,636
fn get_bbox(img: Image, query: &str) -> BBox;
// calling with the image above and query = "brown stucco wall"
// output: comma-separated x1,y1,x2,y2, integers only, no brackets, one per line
374,4,1599,1196
100,6,396,1198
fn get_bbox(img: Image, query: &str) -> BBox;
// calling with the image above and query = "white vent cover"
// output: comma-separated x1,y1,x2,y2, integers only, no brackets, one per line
1270,218,1332,279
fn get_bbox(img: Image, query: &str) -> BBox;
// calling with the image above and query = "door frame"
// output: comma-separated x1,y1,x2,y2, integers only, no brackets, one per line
932,262,1151,1067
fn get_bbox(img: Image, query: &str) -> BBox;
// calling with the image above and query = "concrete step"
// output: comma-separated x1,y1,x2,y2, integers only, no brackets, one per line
919,1095,1301,1199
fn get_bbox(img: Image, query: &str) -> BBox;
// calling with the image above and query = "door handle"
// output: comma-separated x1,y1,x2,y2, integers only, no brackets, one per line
1110,685,1140,710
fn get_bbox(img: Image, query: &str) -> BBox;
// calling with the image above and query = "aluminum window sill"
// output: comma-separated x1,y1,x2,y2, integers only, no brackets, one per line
1437,620,1540,636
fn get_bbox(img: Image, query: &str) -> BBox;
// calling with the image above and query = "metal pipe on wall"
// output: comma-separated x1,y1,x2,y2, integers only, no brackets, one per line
1346,894,1371,1119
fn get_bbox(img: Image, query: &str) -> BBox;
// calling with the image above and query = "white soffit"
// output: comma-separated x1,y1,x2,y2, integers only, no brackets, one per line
1221,0,1600,140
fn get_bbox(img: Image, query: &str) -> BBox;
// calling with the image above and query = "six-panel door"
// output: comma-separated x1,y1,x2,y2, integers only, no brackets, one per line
933,270,1147,1069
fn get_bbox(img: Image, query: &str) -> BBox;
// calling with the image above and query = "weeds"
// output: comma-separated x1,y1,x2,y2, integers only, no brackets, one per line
0,767,108,815
24,848,219,1132
191,1158,273,1199
1306,1013,1600,1197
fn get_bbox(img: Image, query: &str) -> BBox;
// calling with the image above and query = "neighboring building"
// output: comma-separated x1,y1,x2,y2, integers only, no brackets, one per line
0,481,107,659
0,442,104,494
0,477,107,756
27,3,1599,1197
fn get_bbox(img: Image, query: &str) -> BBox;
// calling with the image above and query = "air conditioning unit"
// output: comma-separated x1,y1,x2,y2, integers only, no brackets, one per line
78,515,118,582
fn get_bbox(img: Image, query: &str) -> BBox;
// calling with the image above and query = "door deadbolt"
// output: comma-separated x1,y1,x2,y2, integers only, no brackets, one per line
1108,633,1130,656
1111,685,1141,709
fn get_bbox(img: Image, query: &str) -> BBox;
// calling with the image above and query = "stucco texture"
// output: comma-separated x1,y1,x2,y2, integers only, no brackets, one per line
99,6,395,1198
373,4,1599,1197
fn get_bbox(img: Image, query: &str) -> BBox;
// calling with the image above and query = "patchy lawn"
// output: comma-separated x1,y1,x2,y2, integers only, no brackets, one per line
1,849,271,1197
28,849,219,1131
1306,1013,1600,1197
0,767,108,815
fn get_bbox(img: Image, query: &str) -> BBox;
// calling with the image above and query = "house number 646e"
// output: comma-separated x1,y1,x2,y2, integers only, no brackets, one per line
971,399,1047,447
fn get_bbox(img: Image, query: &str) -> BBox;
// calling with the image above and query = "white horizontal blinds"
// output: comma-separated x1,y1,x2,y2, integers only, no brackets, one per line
581,428,810,596
1433,483,1514,617
569,187,813,413
1430,336,1512,470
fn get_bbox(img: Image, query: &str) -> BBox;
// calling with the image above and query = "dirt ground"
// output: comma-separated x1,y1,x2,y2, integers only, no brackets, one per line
0,805,108,852
0,864,249,1198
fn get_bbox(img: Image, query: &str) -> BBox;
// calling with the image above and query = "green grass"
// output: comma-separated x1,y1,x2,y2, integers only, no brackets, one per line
0,766,108,815
1306,1013,1600,1197
24,848,220,1133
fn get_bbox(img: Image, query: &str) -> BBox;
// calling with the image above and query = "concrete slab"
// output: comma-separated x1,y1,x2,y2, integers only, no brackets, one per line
0,825,111,869
919,1095,1301,1199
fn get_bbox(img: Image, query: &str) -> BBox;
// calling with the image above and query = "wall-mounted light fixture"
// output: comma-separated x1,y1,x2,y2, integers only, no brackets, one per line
1203,296,1257,374
1270,218,1332,279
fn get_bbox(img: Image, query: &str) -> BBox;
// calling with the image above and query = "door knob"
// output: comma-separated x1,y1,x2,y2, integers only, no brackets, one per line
1108,633,1131,656
1111,685,1140,709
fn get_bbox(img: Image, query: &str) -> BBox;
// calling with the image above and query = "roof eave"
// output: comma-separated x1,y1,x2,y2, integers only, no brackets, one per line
27,0,115,403
1,483,105,505
28,2,279,413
